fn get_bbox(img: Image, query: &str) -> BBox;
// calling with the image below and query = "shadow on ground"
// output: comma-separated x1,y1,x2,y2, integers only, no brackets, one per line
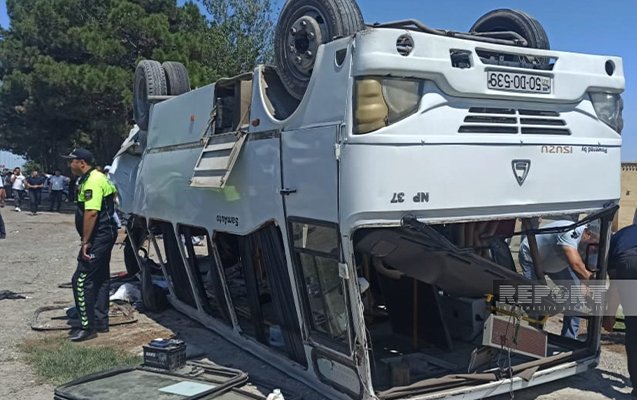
146,308,324,400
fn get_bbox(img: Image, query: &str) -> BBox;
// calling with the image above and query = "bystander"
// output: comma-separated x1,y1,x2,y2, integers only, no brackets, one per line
48,169,68,212
25,169,46,215
10,167,26,212
3,171,12,201
0,184,6,239
0,172,6,207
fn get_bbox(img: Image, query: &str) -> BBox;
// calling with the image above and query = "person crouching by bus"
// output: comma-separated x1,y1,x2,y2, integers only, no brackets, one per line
603,223,637,399
518,220,599,339
63,149,118,342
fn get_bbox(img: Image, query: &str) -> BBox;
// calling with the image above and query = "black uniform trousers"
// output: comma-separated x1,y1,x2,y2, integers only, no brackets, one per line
28,189,41,214
0,207,6,237
49,190,63,211
611,247,637,396
72,227,117,331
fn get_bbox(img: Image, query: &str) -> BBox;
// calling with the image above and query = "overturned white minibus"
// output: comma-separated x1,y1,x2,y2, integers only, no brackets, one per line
110,0,625,398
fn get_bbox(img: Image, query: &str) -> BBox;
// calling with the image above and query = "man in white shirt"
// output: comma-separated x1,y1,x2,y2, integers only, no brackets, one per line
48,169,68,212
518,220,599,339
10,167,26,212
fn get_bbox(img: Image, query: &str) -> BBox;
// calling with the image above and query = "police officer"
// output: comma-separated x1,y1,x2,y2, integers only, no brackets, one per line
64,149,118,342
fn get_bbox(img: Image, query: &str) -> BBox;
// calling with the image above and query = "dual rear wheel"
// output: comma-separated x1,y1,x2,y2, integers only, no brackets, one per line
133,61,191,130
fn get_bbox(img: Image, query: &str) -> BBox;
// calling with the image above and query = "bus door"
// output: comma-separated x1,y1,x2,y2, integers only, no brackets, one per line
281,125,364,397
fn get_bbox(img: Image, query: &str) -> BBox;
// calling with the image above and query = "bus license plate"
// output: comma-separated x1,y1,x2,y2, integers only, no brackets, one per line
487,71,552,94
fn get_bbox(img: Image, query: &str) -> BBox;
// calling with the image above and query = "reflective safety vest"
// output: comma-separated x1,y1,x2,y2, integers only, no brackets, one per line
75,169,118,240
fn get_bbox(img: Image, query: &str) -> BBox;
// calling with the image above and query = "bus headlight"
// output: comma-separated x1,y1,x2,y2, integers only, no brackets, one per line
590,92,623,134
353,77,423,135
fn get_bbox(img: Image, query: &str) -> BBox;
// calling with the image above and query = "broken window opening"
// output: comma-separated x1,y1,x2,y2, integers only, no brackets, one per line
177,225,231,325
353,211,612,391
160,222,198,309
290,220,350,351
213,77,252,135
214,232,256,336
214,226,307,365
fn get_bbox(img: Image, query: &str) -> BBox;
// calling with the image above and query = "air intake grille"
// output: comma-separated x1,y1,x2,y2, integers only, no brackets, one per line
459,107,570,135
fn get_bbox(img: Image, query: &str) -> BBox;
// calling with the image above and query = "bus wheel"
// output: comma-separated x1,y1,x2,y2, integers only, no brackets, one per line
274,0,365,100
162,61,191,96
470,9,550,50
123,218,148,276
133,60,167,131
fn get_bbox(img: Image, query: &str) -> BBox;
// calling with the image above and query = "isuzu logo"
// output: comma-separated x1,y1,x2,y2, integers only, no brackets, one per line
512,160,531,186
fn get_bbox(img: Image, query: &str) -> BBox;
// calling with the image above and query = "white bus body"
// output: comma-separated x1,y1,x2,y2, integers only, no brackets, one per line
111,16,624,400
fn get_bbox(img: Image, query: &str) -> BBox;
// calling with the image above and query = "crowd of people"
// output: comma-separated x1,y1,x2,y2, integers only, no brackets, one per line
1,167,72,215
0,161,116,240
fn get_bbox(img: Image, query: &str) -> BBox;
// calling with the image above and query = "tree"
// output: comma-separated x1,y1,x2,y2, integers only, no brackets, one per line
0,0,274,170
202,0,275,70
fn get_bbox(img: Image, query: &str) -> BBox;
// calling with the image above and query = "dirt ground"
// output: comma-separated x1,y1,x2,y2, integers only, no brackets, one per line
0,205,634,399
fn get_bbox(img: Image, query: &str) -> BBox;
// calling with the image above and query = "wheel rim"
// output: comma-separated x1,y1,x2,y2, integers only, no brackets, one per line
283,6,329,80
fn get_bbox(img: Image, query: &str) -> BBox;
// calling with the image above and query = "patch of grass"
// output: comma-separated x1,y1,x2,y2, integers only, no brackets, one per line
20,335,141,385
614,307,626,332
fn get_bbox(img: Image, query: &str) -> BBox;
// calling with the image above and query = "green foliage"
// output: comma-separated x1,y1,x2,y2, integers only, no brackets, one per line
22,160,43,175
0,0,274,169
21,335,141,385
202,0,275,68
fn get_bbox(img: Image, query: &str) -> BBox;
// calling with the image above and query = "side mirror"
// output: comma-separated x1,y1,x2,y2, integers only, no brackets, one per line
585,243,600,272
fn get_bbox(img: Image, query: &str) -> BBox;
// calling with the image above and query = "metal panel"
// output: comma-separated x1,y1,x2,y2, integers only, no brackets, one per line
351,28,624,102
130,136,284,237
147,85,215,149
339,142,620,228
404,357,597,400
281,126,339,223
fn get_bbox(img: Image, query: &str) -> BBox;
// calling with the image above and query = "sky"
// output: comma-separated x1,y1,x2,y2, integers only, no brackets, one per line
0,150,25,169
0,0,634,159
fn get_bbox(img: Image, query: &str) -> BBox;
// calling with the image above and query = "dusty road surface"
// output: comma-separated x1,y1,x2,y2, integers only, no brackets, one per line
0,206,634,399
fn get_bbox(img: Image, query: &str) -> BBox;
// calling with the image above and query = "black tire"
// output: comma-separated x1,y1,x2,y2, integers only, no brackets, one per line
470,9,550,50
123,219,147,276
123,237,141,276
162,61,190,96
274,0,365,99
133,60,167,131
